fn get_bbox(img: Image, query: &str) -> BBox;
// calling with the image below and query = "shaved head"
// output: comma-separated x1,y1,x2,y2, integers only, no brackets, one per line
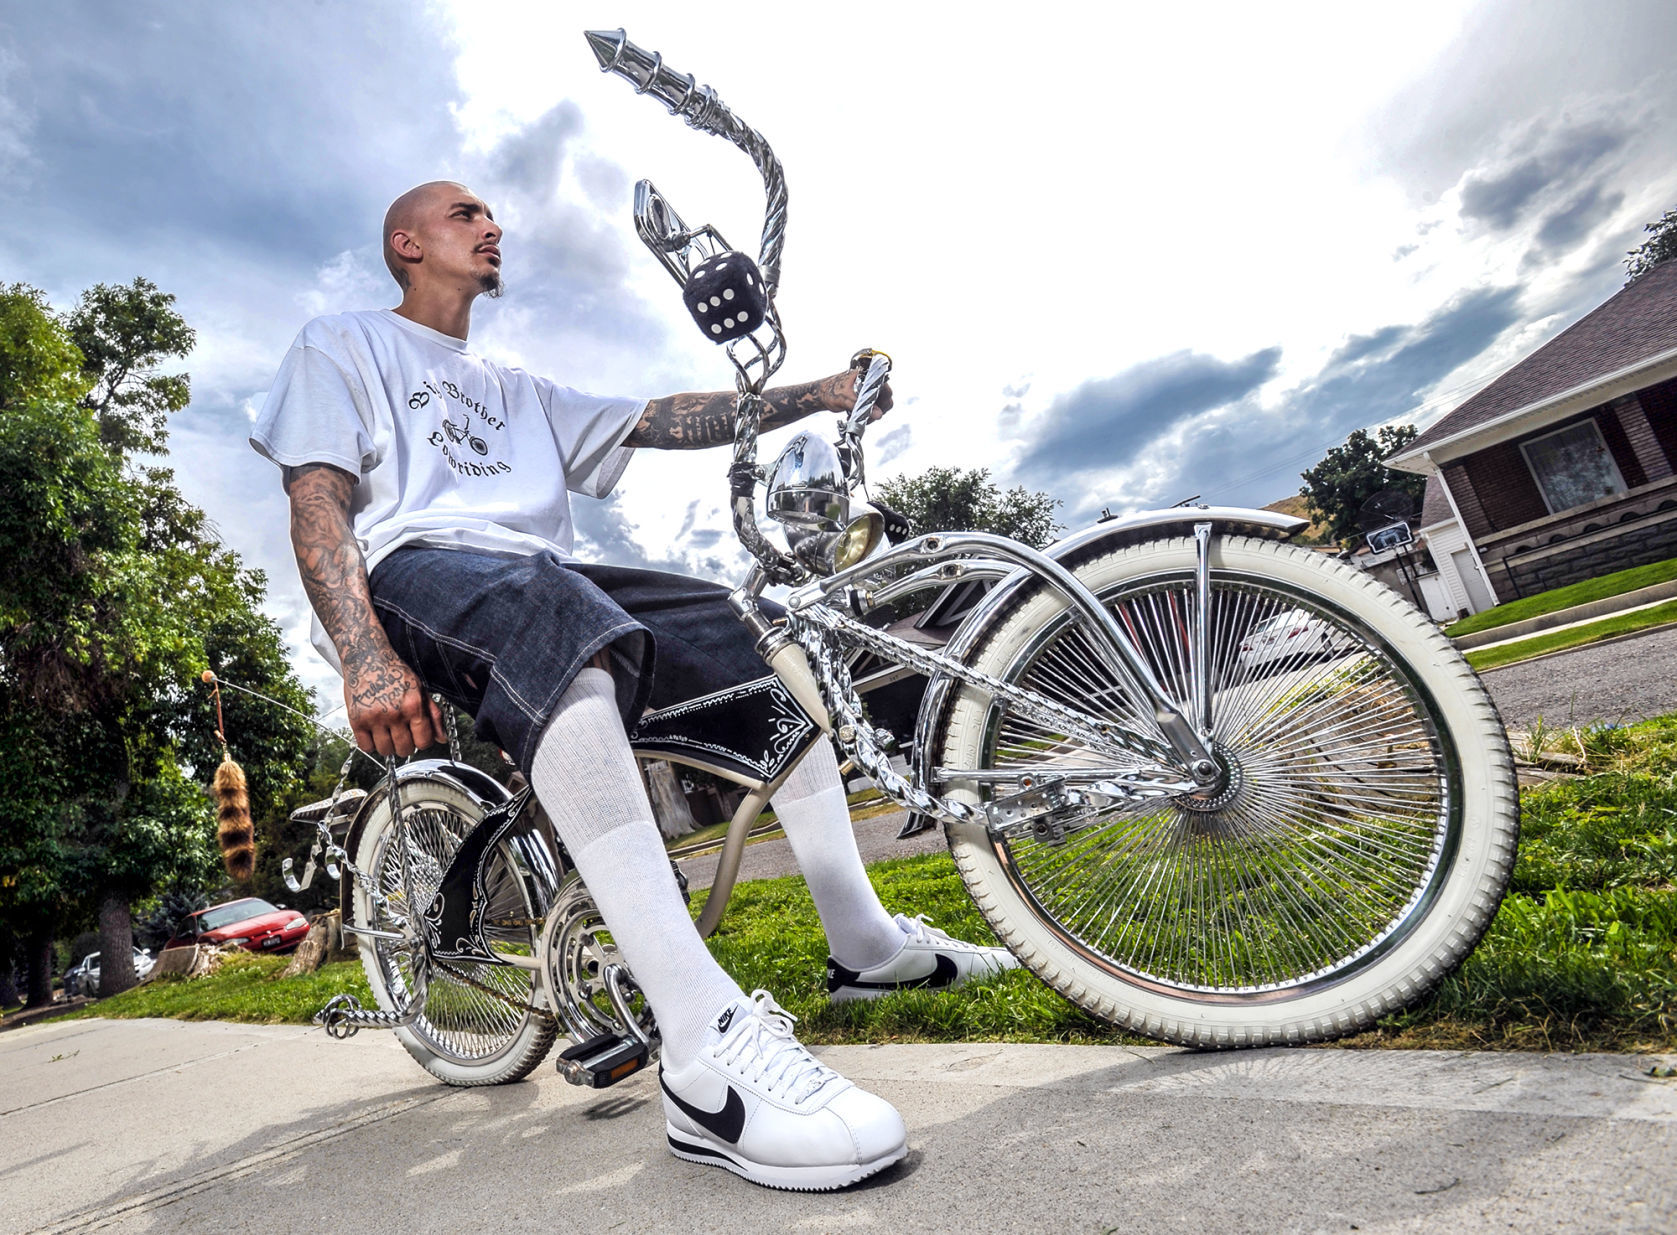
382,180,470,289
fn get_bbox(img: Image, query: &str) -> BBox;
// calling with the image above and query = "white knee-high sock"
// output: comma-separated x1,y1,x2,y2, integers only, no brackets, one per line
771,739,904,970
528,668,742,1065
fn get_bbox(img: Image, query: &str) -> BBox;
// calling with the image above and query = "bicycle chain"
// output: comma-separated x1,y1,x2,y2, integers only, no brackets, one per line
432,956,557,1028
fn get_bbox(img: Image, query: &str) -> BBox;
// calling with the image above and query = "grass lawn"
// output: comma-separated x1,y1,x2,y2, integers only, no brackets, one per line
1446,555,1677,638
66,716,1677,1053
1464,598,1677,671
57,954,373,1025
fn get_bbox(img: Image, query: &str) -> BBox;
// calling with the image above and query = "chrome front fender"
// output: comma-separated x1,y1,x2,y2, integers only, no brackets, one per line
907,504,1307,805
336,759,564,924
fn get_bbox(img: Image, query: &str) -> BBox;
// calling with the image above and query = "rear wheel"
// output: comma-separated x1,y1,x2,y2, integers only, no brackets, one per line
350,777,555,1085
933,534,1519,1046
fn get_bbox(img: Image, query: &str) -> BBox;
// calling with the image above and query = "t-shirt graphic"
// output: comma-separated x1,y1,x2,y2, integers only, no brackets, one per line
413,377,510,475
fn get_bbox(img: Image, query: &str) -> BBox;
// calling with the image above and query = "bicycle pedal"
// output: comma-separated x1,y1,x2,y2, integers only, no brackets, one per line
556,1032,650,1088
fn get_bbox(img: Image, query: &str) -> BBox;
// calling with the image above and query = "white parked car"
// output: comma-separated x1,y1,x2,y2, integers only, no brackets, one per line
1237,608,1353,673
67,947,154,996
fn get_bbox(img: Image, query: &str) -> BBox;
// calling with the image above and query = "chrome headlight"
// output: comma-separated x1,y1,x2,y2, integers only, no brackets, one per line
765,432,883,575
789,508,885,576
766,432,848,530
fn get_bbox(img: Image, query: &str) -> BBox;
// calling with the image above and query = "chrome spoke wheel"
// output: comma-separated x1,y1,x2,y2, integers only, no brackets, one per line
352,778,555,1085
981,579,1448,996
937,535,1517,1046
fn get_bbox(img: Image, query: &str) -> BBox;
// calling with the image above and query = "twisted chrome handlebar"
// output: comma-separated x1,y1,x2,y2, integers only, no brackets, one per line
587,29,787,298
590,33,893,580
839,351,892,494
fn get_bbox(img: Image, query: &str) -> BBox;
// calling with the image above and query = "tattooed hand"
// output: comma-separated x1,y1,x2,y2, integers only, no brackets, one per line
345,649,445,758
816,366,894,421
628,360,894,449
284,461,444,757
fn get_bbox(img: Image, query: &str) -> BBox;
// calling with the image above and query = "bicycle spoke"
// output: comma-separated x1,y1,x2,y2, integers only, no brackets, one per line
986,573,1449,994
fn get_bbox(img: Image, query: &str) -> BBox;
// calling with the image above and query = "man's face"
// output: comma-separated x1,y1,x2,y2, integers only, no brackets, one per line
401,184,503,296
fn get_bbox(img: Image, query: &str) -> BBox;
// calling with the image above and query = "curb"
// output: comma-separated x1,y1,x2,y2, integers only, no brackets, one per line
1474,619,1677,673
1453,577,1677,649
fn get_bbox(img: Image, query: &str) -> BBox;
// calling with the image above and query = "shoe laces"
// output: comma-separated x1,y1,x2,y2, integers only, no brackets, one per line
898,913,984,952
714,989,837,1105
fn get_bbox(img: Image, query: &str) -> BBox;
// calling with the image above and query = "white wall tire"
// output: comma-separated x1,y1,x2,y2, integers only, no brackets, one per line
350,777,555,1085
934,535,1519,1047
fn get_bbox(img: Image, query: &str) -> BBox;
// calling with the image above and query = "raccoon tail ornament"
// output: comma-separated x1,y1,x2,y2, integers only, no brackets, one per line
202,670,256,882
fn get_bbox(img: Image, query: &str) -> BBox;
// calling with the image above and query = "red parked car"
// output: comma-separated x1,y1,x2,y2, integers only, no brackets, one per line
165,897,311,954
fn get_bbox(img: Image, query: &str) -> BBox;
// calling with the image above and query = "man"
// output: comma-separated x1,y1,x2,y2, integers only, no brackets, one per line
251,181,1014,1191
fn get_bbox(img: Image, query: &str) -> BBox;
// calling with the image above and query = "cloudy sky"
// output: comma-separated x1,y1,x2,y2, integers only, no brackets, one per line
5,0,1675,705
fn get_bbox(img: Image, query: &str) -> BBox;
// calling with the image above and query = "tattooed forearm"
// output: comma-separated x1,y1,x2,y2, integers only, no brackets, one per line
283,463,394,676
626,378,831,449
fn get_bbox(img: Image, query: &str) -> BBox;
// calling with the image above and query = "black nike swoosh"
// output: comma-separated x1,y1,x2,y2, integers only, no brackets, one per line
660,1071,747,1143
832,951,960,992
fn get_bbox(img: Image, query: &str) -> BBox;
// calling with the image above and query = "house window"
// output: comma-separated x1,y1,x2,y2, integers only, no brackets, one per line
1519,419,1627,514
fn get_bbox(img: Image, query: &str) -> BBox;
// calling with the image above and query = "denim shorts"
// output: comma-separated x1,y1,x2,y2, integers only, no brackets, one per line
367,547,781,774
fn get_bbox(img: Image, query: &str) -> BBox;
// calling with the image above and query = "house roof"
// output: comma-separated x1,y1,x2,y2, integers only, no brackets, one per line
1401,258,1677,457
1419,473,1453,529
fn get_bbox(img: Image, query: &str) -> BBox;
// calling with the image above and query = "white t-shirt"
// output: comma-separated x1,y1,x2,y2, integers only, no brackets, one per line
250,308,645,669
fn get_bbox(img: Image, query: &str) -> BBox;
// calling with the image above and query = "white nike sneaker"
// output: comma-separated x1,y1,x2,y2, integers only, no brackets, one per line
660,989,908,1191
827,913,1020,1003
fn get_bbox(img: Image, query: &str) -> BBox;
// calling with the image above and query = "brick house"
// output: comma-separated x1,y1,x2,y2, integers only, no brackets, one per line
1388,259,1677,614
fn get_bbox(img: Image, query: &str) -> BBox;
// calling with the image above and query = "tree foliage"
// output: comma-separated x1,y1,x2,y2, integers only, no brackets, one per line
0,282,310,1000
1625,208,1677,285
874,466,1063,549
68,278,195,454
1,284,92,412
1298,425,1426,547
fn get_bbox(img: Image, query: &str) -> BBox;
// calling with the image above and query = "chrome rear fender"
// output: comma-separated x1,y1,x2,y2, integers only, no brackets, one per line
908,504,1307,802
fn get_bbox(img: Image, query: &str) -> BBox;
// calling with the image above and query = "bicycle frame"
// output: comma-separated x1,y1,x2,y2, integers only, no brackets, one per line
588,30,1314,838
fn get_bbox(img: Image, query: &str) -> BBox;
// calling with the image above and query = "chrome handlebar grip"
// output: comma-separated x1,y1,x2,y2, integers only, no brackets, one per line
839,352,891,493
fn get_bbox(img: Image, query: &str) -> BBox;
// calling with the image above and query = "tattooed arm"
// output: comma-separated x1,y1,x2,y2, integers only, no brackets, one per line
284,462,443,757
625,367,894,450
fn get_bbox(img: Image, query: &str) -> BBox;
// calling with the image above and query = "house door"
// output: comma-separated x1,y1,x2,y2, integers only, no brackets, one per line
1450,549,1496,614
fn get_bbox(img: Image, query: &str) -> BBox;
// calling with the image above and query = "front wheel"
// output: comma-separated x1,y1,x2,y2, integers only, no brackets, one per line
349,776,556,1085
933,534,1519,1047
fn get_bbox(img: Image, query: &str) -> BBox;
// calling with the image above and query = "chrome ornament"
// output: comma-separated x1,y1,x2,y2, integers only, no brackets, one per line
766,432,848,529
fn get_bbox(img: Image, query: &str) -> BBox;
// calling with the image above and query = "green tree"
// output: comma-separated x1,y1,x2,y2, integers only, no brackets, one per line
874,466,1063,550
1,284,92,411
1299,425,1427,548
1625,208,1677,284
0,283,310,1001
68,278,195,454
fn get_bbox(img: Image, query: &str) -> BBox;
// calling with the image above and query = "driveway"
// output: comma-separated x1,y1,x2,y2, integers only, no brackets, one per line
6,1018,1674,1233
1479,624,1677,730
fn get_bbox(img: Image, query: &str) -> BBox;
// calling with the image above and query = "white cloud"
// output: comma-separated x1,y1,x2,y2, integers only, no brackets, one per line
12,0,1677,699
297,249,388,321
0,47,31,174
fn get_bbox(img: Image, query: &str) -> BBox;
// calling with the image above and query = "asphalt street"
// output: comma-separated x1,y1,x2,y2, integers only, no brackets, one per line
677,807,938,892
6,1018,1675,1234
1479,625,1677,730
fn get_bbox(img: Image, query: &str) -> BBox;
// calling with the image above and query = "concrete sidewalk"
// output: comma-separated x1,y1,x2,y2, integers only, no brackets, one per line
5,1018,1675,1233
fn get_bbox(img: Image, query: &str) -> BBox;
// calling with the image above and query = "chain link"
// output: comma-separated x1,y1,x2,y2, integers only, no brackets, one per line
433,956,557,1028
441,695,462,765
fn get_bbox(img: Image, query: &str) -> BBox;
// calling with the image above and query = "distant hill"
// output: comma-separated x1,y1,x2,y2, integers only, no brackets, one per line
1264,495,1335,544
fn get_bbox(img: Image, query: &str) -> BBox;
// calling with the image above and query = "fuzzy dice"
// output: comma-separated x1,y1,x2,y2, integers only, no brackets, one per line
682,252,767,342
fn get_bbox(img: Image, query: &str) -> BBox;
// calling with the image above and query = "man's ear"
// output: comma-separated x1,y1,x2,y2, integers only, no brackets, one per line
390,228,422,262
